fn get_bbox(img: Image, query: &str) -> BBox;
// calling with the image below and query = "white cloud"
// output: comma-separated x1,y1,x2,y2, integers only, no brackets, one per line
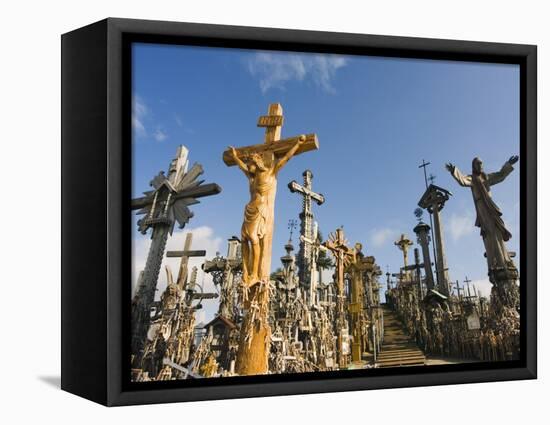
246,52,348,94
174,114,183,127
132,226,224,322
132,95,168,142
132,116,145,135
153,128,167,142
449,211,475,242
370,227,396,248
132,95,148,137
469,278,492,298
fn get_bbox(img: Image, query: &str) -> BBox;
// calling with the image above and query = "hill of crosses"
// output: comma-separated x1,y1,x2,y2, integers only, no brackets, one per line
130,103,520,381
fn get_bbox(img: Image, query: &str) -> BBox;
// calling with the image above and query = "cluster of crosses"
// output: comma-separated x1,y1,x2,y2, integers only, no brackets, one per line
130,103,519,381
383,160,520,363
130,104,386,380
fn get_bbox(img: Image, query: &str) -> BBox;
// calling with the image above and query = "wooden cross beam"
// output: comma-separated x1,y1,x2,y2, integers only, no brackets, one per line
222,103,319,166
301,235,327,251
166,250,207,258
190,292,218,300
164,233,206,289
131,183,221,210
395,233,413,251
403,263,425,271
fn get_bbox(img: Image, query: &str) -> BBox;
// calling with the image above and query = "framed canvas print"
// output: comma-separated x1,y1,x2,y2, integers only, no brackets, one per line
61,18,537,406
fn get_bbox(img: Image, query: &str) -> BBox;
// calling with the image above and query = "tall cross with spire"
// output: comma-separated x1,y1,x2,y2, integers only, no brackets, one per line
288,170,325,288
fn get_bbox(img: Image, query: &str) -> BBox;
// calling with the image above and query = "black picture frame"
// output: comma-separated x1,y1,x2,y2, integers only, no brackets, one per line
61,17,537,406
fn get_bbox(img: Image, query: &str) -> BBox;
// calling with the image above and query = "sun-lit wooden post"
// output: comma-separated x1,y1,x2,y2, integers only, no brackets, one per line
223,103,319,375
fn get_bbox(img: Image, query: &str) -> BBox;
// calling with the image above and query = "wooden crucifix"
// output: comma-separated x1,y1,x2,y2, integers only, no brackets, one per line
223,103,319,287
323,227,355,369
394,233,414,269
346,243,374,363
224,103,319,376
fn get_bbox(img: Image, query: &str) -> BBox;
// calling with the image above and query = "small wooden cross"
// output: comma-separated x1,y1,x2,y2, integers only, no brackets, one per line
165,232,206,290
464,276,473,298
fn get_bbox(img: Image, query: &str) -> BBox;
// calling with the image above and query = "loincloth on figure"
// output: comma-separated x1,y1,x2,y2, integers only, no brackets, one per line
241,201,267,242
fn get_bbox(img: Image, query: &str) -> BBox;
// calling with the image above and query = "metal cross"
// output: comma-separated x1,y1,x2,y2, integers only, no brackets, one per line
418,159,431,189
288,218,298,242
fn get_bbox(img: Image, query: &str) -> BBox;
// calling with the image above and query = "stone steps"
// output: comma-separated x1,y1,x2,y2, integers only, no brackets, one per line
378,305,426,368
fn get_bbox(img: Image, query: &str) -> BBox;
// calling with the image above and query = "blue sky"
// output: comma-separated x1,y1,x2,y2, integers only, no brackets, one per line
131,43,520,319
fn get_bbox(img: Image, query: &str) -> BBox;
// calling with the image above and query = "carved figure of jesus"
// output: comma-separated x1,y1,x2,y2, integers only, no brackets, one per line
446,155,518,271
229,137,305,286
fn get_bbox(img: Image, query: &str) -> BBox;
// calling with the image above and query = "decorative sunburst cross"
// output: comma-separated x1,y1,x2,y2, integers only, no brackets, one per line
131,146,221,357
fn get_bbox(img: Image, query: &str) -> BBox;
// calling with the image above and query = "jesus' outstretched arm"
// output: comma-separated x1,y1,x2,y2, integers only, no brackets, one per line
229,146,249,175
446,162,472,187
487,155,518,186
274,136,306,174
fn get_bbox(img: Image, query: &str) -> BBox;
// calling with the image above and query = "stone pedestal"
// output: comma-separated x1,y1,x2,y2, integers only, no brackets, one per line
413,221,435,291
418,184,452,297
